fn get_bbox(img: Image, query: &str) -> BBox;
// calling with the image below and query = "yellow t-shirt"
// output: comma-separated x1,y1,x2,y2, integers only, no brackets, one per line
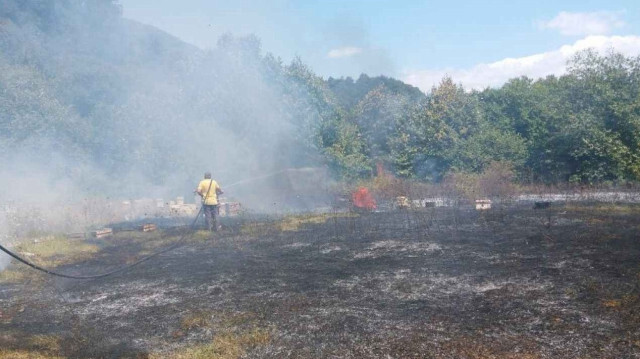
197,179,221,205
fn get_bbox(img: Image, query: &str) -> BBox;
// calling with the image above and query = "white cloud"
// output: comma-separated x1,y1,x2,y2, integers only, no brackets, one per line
403,35,640,92
539,11,625,36
327,46,363,59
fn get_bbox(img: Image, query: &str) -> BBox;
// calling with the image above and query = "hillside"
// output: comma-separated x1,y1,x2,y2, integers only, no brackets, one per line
327,74,425,110
2,0,640,204
0,0,330,201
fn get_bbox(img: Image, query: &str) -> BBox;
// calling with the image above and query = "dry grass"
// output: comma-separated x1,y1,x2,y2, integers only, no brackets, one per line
0,349,65,359
154,328,270,359
158,330,271,359
163,332,244,359
564,203,640,214
191,230,213,242
602,299,623,308
602,294,639,309
443,161,519,203
0,334,63,359
441,336,542,359
279,214,329,231
157,310,271,359
0,267,44,284
279,212,357,232
13,235,99,267
29,335,62,353
180,311,213,331
113,230,185,248
216,312,259,328
113,230,193,258
240,222,274,236
112,230,164,242
586,218,606,225
0,331,63,358
239,213,358,235
0,235,99,284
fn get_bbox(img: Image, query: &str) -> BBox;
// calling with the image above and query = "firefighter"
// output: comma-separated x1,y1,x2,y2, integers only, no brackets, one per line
195,172,223,231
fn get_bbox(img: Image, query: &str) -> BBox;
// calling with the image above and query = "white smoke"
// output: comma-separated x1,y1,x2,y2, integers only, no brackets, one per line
0,212,11,270
0,1,334,249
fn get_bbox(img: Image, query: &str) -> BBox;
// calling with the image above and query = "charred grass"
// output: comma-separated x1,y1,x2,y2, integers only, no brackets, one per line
1,203,640,357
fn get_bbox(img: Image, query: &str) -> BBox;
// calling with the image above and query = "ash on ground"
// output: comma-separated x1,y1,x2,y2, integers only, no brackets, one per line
1,203,639,358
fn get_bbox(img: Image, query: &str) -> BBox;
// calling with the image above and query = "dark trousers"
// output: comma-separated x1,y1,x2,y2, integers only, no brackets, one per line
203,204,219,231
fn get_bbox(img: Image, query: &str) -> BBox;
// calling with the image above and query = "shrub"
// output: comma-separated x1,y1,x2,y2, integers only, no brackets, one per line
444,161,517,202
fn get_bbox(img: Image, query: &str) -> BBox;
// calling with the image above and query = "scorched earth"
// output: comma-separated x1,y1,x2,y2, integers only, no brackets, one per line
1,203,639,358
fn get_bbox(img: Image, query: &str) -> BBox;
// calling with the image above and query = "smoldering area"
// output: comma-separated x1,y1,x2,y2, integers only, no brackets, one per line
1,203,639,358
0,1,334,262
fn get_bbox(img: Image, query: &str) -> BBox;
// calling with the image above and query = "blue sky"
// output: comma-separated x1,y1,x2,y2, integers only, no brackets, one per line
122,0,640,91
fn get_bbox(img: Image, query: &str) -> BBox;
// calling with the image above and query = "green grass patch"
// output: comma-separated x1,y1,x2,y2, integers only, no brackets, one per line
0,267,44,284
0,235,100,283
13,235,99,268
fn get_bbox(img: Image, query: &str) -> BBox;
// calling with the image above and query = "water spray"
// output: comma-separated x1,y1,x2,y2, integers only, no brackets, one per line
224,168,320,189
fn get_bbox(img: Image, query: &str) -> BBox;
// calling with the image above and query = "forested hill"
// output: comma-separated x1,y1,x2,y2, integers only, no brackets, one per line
2,0,640,201
1,0,335,199
327,75,425,110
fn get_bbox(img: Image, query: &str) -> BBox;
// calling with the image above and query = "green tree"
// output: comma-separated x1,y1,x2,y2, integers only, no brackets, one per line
390,77,483,180
352,85,411,162
565,50,640,181
321,119,372,181
453,126,527,173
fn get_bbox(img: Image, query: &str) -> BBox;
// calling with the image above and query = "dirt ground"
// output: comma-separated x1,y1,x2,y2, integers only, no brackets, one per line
1,202,640,358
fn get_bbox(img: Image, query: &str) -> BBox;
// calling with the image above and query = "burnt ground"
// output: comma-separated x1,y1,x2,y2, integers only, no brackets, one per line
1,203,640,358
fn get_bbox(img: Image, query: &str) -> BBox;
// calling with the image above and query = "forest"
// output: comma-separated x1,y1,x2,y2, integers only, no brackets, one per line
324,53,640,185
2,0,640,198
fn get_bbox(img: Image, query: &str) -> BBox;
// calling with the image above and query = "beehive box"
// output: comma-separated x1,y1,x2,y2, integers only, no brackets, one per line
66,232,86,240
219,202,241,217
475,199,492,210
395,196,410,209
92,228,113,238
141,223,157,232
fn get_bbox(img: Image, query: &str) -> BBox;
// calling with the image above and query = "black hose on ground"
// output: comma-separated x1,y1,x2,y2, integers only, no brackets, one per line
0,206,204,280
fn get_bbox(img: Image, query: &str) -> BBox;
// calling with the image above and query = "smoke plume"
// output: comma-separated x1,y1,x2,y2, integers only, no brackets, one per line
0,1,332,242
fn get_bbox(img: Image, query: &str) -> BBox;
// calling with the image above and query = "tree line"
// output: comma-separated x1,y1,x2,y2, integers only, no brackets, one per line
2,0,639,194
315,51,640,185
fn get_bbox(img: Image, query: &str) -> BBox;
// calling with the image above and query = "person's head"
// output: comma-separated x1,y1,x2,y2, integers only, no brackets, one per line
204,172,212,179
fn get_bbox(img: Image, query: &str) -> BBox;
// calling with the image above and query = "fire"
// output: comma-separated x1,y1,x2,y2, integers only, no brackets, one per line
352,187,377,210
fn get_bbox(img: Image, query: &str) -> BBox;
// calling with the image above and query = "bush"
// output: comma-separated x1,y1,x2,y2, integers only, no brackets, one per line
444,161,517,202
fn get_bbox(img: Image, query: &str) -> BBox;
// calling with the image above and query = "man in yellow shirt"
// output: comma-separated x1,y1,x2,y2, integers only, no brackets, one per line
196,172,223,231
